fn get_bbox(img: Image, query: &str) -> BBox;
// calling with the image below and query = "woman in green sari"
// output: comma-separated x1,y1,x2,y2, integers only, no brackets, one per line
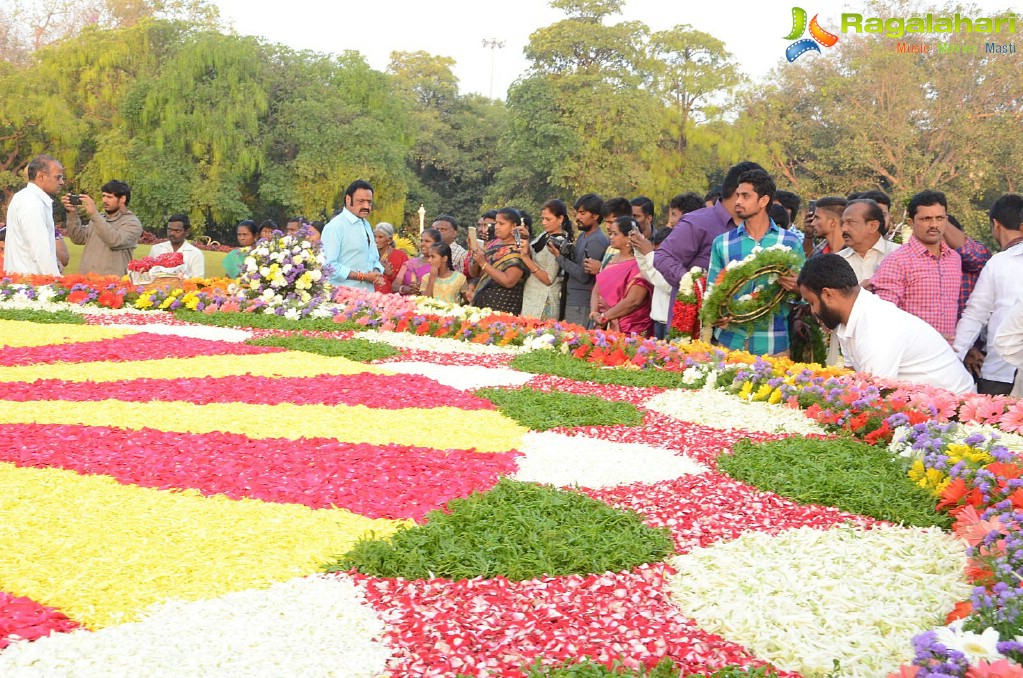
469,208,530,314
223,220,258,278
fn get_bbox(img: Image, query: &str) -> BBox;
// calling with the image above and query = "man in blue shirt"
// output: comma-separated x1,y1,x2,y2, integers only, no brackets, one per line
707,169,805,356
322,179,384,290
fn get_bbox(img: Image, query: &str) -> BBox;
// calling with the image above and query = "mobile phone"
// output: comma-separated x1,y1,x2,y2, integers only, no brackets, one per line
69,194,82,206
468,226,478,251
807,200,817,213
513,228,522,247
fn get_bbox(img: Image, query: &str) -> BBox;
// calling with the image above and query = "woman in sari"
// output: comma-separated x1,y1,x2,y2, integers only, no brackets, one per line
469,208,530,314
374,222,409,294
393,228,440,296
589,216,653,337
519,199,573,320
223,220,258,278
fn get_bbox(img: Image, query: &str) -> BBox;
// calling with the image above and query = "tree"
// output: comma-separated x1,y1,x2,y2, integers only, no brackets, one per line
389,51,507,227
648,25,741,152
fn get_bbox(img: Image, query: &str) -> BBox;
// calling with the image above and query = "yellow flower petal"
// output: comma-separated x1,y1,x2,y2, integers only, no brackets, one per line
0,400,525,452
0,352,388,383
0,462,404,629
0,319,134,348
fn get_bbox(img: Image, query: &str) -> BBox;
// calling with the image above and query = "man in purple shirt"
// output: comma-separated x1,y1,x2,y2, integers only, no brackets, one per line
654,161,763,288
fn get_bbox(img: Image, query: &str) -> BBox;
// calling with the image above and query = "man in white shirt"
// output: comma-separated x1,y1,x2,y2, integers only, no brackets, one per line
837,199,900,283
148,214,205,279
953,194,1023,395
4,155,64,276
797,254,975,394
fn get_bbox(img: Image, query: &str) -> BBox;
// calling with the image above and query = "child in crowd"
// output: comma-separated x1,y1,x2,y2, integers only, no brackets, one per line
423,242,466,305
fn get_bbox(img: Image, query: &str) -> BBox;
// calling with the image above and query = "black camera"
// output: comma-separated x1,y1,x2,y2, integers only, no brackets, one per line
549,235,574,259
68,194,82,206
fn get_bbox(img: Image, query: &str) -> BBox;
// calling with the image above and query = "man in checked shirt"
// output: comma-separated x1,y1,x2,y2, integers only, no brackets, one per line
871,190,961,343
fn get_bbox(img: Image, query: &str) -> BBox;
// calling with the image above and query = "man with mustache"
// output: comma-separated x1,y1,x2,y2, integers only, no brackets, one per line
798,254,974,394
870,190,962,342
322,179,384,290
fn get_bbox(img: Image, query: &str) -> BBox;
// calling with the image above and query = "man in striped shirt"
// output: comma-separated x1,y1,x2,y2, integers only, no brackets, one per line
870,190,962,342
706,169,805,356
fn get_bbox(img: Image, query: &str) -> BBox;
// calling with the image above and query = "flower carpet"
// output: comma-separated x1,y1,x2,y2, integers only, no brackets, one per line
0,300,1002,677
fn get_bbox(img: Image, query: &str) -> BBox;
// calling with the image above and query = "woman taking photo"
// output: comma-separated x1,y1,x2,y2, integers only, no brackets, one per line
520,199,572,320
223,220,258,278
393,228,441,296
589,216,653,337
374,222,408,294
469,208,530,314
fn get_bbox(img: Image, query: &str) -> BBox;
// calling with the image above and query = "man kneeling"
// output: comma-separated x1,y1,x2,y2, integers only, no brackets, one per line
797,254,975,394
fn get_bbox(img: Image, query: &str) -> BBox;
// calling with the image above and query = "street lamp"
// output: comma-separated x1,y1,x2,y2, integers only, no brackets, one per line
481,38,505,99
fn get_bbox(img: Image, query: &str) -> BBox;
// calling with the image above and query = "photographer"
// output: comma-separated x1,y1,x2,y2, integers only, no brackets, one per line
63,180,142,276
558,193,609,328
520,199,573,320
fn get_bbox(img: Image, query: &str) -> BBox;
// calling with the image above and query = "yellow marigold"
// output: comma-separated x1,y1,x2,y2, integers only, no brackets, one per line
768,387,783,404
753,383,774,401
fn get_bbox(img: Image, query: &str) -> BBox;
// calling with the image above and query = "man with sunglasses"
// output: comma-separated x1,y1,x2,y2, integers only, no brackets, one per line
4,155,65,275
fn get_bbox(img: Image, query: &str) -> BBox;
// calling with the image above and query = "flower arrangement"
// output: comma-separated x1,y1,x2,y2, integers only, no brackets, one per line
700,245,802,331
669,267,705,341
127,252,186,285
127,253,184,273
885,420,1023,677
230,233,332,318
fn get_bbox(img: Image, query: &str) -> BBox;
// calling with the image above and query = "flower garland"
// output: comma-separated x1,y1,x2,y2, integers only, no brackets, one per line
700,245,802,330
669,267,706,341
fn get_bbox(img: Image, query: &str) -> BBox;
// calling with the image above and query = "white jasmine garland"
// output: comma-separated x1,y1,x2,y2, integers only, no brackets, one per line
646,388,826,435
380,361,533,390
666,525,970,678
512,431,708,488
0,575,392,677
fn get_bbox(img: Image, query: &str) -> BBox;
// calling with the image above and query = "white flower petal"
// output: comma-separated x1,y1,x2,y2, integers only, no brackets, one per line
666,526,970,677
512,431,708,488
0,575,391,677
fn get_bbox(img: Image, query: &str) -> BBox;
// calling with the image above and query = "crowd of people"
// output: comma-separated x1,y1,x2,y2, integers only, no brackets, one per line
6,154,1023,397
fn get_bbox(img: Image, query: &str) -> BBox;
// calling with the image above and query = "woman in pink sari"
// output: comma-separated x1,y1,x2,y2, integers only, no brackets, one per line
589,216,653,337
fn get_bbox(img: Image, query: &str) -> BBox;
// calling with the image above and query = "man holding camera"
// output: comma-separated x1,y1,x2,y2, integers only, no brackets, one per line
4,154,64,276
62,180,143,276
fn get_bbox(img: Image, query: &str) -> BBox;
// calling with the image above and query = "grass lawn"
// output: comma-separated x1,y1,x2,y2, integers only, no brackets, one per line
64,242,229,278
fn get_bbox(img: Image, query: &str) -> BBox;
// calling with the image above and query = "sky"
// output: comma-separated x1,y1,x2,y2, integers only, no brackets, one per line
213,0,1021,99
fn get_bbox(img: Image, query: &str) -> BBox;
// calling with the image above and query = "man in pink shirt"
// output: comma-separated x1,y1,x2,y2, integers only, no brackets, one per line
870,190,961,341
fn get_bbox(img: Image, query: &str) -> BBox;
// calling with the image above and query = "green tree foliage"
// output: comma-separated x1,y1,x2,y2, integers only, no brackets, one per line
389,51,507,228
491,1,737,211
